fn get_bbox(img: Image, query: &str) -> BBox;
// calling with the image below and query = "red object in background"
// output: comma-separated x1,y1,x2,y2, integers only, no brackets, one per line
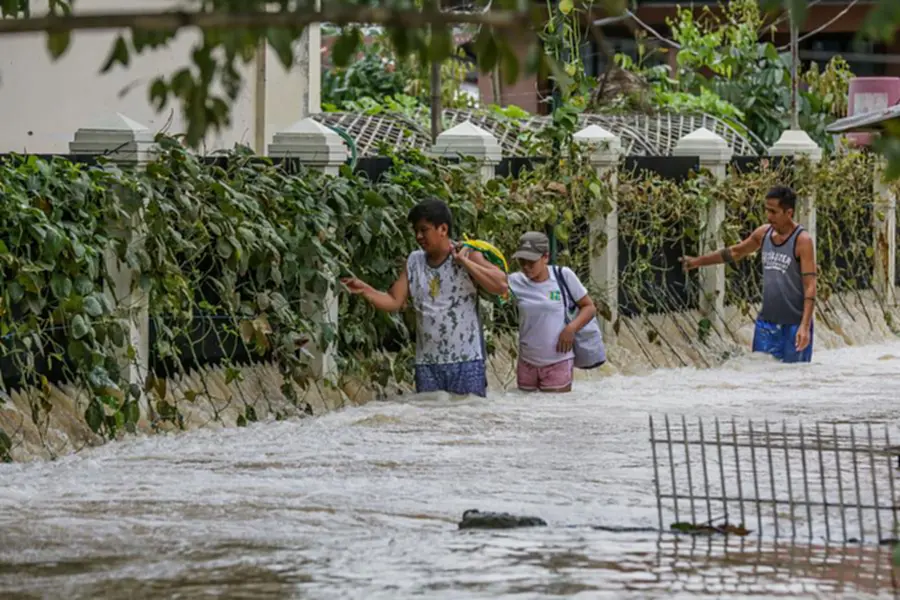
846,77,900,147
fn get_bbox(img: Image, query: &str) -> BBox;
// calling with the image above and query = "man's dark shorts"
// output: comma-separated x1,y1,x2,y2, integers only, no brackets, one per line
414,359,487,397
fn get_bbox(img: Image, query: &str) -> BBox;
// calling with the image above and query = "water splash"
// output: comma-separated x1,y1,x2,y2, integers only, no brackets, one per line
1,340,899,597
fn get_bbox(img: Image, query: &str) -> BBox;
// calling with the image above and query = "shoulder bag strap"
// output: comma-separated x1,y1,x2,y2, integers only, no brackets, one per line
554,266,574,325
555,266,575,311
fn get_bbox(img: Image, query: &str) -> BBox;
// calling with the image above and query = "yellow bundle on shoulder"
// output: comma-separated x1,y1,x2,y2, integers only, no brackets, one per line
459,234,510,305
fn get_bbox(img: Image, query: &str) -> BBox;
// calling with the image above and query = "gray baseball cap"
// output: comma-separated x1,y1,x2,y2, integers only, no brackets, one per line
512,231,550,261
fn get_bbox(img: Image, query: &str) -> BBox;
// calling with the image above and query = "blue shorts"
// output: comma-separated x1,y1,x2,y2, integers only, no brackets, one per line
752,319,813,363
414,359,487,397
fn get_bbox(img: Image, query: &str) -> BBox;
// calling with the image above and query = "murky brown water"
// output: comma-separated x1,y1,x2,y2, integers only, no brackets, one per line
2,343,900,599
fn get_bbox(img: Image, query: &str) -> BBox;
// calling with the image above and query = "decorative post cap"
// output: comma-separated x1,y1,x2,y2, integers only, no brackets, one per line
672,127,734,163
69,113,157,163
769,129,823,161
268,118,348,165
431,121,502,164
573,124,622,164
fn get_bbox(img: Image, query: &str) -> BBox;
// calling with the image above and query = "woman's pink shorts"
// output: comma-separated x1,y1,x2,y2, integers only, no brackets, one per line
516,358,574,392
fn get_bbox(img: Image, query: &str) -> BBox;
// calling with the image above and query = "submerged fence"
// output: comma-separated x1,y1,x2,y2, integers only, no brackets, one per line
650,415,900,545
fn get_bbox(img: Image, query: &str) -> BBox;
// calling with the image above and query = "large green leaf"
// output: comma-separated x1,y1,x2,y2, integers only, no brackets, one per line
84,399,104,434
50,273,72,300
8,282,24,304
73,275,94,296
83,295,104,318
71,314,90,339
45,29,70,59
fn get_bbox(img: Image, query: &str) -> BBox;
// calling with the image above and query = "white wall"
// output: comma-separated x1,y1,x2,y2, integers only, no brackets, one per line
0,0,320,154
264,27,322,151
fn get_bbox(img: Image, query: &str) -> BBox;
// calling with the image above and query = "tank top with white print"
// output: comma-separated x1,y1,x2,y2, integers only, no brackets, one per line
406,249,484,365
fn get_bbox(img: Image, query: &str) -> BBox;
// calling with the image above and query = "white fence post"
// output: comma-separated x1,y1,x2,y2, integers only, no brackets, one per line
70,113,157,414
873,157,897,304
573,124,622,342
269,118,349,381
269,118,348,175
769,130,823,241
673,128,733,322
431,121,503,354
431,121,502,183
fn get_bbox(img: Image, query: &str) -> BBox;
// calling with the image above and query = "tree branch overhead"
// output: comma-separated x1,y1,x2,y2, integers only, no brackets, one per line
0,6,534,36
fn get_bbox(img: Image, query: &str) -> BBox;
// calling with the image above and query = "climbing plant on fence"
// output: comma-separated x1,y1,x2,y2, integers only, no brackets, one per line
617,164,705,319
804,153,877,296
137,140,355,429
0,155,140,449
0,141,888,459
0,135,607,453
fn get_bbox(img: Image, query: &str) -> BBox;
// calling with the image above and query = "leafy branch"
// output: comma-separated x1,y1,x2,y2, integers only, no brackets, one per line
0,5,533,36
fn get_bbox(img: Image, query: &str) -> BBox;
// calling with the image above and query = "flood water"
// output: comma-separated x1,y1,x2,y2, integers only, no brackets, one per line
2,342,900,599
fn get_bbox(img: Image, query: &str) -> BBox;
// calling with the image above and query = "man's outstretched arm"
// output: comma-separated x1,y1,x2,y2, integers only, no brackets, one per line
680,225,769,271
342,269,410,313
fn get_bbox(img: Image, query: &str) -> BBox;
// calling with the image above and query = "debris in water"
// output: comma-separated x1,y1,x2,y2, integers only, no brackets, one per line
458,509,547,530
591,525,659,533
670,521,752,537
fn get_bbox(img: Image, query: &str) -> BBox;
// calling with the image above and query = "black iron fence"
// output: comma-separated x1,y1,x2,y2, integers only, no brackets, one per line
617,156,702,316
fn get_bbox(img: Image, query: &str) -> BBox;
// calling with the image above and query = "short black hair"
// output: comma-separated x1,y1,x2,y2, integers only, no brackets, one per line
408,197,453,238
765,185,797,212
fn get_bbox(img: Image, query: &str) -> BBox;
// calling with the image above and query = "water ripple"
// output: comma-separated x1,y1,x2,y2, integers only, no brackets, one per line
1,342,900,598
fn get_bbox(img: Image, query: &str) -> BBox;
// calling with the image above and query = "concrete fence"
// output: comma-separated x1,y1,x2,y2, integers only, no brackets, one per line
62,113,899,386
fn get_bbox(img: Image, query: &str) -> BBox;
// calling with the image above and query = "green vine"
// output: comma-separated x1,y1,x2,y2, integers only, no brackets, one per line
0,155,139,442
0,139,888,460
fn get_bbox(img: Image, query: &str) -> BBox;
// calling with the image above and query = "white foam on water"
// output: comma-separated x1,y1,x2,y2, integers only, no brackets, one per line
1,340,899,598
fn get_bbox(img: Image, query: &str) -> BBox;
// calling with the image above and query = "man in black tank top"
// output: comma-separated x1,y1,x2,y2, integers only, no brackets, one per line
679,185,817,363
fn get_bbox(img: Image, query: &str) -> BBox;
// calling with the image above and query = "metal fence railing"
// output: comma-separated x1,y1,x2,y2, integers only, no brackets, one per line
650,415,900,544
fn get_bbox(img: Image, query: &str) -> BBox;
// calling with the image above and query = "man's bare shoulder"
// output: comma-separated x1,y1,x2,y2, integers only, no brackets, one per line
795,228,815,253
751,224,771,240
745,224,770,247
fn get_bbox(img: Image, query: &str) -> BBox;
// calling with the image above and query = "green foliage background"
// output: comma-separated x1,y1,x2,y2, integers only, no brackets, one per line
609,0,855,153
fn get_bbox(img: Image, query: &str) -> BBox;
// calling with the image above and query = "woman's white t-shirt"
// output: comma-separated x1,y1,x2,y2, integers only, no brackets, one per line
508,267,588,367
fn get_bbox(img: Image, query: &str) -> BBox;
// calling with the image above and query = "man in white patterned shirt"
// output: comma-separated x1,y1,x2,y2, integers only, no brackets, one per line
342,198,508,396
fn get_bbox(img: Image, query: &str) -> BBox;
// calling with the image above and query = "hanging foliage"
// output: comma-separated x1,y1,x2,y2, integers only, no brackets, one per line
0,139,883,458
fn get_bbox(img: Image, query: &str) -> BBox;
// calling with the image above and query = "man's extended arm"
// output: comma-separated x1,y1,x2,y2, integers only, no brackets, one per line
681,225,769,270
342,268,410,313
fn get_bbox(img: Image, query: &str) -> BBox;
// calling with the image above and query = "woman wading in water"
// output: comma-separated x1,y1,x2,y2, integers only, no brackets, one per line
508,232,602,393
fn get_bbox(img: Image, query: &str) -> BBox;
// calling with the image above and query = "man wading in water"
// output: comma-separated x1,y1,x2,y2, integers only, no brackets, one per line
680,185,817,363
341,198,508,397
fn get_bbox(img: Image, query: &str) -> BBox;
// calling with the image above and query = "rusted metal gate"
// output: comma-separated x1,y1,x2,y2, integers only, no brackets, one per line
650,415,900,543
